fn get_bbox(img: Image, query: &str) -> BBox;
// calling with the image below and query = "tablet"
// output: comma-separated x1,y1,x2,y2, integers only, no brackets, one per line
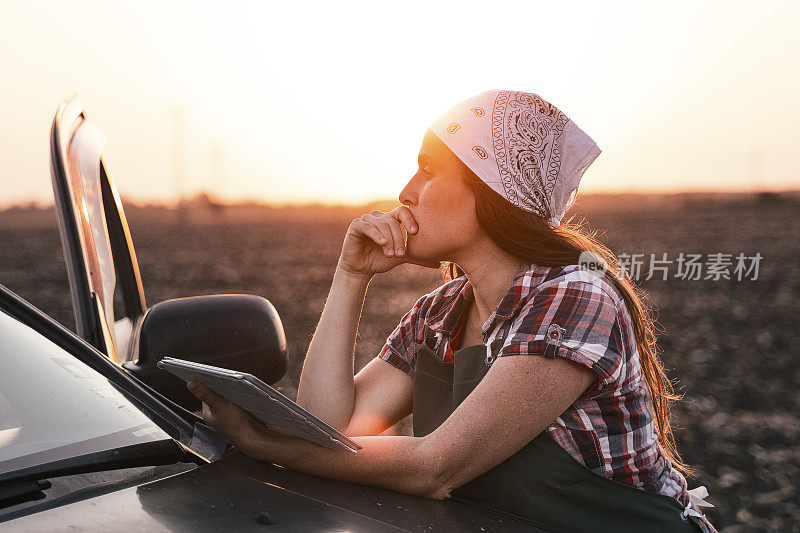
157,357,361,453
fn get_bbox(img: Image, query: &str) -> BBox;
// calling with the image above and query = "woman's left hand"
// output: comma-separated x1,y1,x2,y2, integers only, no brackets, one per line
187,380,267,446
187,380,310,466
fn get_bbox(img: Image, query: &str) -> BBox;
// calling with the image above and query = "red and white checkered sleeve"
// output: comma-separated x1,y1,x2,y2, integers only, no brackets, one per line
497,277,625,397
377,293,430,378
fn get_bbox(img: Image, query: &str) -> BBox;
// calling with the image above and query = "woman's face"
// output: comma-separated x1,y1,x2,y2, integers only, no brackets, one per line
398,130,482,264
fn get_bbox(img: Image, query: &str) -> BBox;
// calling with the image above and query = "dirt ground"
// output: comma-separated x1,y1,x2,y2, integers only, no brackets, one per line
1,198,797,531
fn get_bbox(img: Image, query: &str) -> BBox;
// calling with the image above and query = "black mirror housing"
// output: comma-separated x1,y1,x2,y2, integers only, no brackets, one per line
123,294,288,411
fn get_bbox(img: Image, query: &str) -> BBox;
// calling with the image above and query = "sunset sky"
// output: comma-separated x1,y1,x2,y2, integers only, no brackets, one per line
0,0,798,209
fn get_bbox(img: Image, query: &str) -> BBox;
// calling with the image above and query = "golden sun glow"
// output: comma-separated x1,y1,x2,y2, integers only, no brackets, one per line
0,0,798,209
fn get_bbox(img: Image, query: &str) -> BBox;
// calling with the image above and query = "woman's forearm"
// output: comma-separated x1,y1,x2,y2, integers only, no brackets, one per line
238,431,442,500
296,266,372,431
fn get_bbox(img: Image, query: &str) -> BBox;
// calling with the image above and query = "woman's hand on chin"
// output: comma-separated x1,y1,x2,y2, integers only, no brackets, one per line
337,205,438,276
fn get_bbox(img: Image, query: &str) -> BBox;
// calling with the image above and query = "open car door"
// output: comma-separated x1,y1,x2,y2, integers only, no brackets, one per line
49,94,145,364
48,95,288,410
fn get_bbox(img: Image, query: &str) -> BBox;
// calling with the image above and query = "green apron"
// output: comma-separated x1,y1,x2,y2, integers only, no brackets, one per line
412,332,704,533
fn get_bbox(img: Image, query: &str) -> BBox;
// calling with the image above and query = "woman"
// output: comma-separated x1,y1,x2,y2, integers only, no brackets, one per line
188,90,717,532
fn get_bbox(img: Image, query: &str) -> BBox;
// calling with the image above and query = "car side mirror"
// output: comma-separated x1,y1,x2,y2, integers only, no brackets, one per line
123,294,288,411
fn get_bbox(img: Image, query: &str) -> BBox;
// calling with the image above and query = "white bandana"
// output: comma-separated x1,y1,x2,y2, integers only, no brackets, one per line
428,89,601,227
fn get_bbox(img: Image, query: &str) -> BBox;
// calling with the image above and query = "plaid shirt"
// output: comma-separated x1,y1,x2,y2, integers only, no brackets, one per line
378,262,716,531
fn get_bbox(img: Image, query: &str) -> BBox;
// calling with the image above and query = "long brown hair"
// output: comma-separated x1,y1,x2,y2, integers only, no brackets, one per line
444,168,693,478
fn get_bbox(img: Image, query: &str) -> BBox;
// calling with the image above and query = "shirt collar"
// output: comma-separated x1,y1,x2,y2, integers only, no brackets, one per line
424,261,552,338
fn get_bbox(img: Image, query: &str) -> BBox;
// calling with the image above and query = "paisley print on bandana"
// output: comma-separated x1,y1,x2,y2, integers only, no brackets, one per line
427,89,602,227
492,90,569,220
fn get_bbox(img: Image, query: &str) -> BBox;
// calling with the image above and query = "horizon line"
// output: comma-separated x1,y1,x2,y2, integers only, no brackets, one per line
2,187,800,212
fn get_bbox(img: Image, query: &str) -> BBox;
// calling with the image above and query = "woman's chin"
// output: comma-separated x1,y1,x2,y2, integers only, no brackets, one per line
404,247,442,269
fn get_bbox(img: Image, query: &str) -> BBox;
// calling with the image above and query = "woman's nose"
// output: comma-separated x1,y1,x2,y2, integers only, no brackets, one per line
398,173,421,206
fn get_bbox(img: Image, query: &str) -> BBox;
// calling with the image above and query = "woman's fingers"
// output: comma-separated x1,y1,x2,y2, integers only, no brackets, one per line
359,217,392,253
362,213,398,256
391,205,418,235
355,217,389,249
358,215,393,255
356,208,416,258
375,211,406,256
188,380,215,406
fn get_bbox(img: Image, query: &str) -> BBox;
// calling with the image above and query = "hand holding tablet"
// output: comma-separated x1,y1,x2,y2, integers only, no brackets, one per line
157,357,361,453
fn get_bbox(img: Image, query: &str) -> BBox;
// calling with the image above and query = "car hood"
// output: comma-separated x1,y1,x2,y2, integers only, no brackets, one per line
2,449,541,532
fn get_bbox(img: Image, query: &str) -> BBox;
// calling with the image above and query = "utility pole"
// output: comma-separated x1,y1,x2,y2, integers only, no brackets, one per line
171,106,187,222
749,145,764,193
211,141,225,201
